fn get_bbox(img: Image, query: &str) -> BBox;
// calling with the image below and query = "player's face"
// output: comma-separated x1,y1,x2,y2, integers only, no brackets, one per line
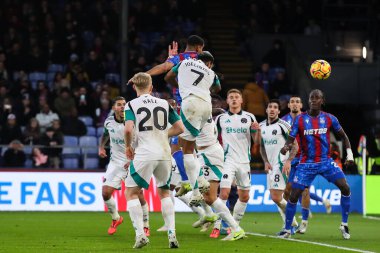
288,97,302,113
309,91,323,110
113,100,126,118
227,92,243,110
266,102,280,120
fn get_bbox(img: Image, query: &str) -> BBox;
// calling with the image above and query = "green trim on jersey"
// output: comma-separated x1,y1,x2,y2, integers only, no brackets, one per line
103,127,109,135
180,110,200,137
224,144,230,162
277,153,288,182
201,154,223,180
199,167,204,176
130,161,150,189
169,106,180,124
125,109,136,122
171,62,181,74
250,129,257,133
248,147,251,161
212,75,221,87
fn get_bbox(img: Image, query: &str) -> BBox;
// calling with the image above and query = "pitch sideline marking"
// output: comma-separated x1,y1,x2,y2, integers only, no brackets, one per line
363,216,380,221
246,232,375,253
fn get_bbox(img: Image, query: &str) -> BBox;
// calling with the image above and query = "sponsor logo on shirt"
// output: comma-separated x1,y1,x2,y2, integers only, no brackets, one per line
226,127,248,134
303,128,327,135
264,139,278,145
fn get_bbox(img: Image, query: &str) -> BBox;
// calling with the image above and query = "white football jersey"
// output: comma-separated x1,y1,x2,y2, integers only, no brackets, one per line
215,110,257,163
196,118,218,147
259,118,291,166
173,58,220,103
104,115,128,164
125,94,180,161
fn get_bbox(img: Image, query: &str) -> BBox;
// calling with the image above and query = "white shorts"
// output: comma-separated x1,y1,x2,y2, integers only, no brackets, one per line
197,143,224,182
220,160,251,190
180,95,212,141
170,157,181,187
125,160,172,189
267,163,287,190
103,160,129,189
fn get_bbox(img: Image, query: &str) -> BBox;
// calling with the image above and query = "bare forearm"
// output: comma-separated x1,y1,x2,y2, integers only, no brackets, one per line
287,140,298,161
260,141,269,163
338,129,351,149
100,133,109,148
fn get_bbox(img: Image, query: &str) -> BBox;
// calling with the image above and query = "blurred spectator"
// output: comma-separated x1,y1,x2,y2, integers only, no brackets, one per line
1,97,15,124
23,118,41,144
40,127,63,169
75,86,95,117
61,108,87,136
36,104,59,132
95,98,111,127
304,19,321,36
32,147,48,168
242,81,269,122
16,93,37,126
262,40,286,68
0,62,9,81
255,63,272,93
103,51,119,73
53,72,70,95
85,50,105,82
51,119,64,140
268,70,291,98
0,114,22,145
3,140,26,167
54,88,76,117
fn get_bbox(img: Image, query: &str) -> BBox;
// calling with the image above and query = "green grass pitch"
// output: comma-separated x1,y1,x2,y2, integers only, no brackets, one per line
1,212,379,253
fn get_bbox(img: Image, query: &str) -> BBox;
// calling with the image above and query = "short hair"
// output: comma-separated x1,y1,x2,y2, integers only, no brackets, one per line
289,94,302,101
268,99,280,108
130,72,152,90
198,51,214,64
227,89,242,97
187,35,204,47
112,96,126,105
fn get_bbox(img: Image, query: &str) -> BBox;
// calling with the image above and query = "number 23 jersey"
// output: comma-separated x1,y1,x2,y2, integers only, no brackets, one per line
125,94,180,161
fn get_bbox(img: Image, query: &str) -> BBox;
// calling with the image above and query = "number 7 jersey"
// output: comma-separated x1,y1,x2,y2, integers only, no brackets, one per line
125,94,180,161
173,58,220,103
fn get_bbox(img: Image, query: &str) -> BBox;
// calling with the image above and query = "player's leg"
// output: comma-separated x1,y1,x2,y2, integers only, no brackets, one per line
323,160,351,239
138,189,150,236
154,160,179,248
296,188,310,234
172,138,192,197
308,188,332,214
102,162,126,235
125,160,155,248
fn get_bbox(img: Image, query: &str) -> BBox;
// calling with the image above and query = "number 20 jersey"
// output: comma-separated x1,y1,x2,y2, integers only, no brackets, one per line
125,94,180,161
173,58,220,103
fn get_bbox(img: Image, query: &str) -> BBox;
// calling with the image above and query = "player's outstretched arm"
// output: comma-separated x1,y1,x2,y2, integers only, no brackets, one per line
164,69,178,87
168,121,184,138
146,61,174,76
283,139,299,176
337,128,354,165
98,130,110,158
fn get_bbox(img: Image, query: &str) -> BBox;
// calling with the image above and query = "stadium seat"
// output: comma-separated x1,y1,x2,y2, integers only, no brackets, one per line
79,116,94,126
86,126,96,136
105,73,121,84
79,136,99,169
46,72,56,89
96,127,104,137
62,136,80,169
28,72,47,90
47,64,65,73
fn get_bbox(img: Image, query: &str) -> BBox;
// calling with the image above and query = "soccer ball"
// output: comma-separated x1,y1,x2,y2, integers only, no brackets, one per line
310,60,331,80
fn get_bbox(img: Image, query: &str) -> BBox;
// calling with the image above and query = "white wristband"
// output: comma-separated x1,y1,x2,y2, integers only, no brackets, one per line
346,148,354,161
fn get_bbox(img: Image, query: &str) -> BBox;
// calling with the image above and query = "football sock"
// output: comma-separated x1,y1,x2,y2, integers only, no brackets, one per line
141,202,149,228
105,197,119,220
233,199,247,225
161,197,175,232
183,154,201,194
341,194,351,223
211,198,240,231
173,150,188,181
178,194,205,218
170,190,175,204
127,199,144,236
302,207,309,221
285,201,297,230
310,192,323,203
201,200,214,217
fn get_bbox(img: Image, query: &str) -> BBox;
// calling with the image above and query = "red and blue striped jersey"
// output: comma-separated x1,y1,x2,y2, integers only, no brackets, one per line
166,51,198,105
289,111,342,163
281,113,301,159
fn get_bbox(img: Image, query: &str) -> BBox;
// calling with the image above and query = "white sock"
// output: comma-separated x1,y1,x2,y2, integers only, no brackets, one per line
161,197,175,233
233,199,247,225
105,197,120,220
170,190,175,204
178,194,205,218
200,200,214,217
141,202,149,228
127,199,144,236
183,154,201,195
212,198,240,231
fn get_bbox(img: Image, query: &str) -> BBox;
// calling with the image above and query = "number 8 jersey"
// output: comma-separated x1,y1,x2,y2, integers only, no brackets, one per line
125,94,180,161
173,58,220,103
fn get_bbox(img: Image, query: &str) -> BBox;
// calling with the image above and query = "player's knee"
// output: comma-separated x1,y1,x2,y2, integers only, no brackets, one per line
102,192,111,201
271,194,282,204
239,193,250,203
340,183,351,196
289,190,301,203
219,191,229,200
204,194,216,205
302,188,310,198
